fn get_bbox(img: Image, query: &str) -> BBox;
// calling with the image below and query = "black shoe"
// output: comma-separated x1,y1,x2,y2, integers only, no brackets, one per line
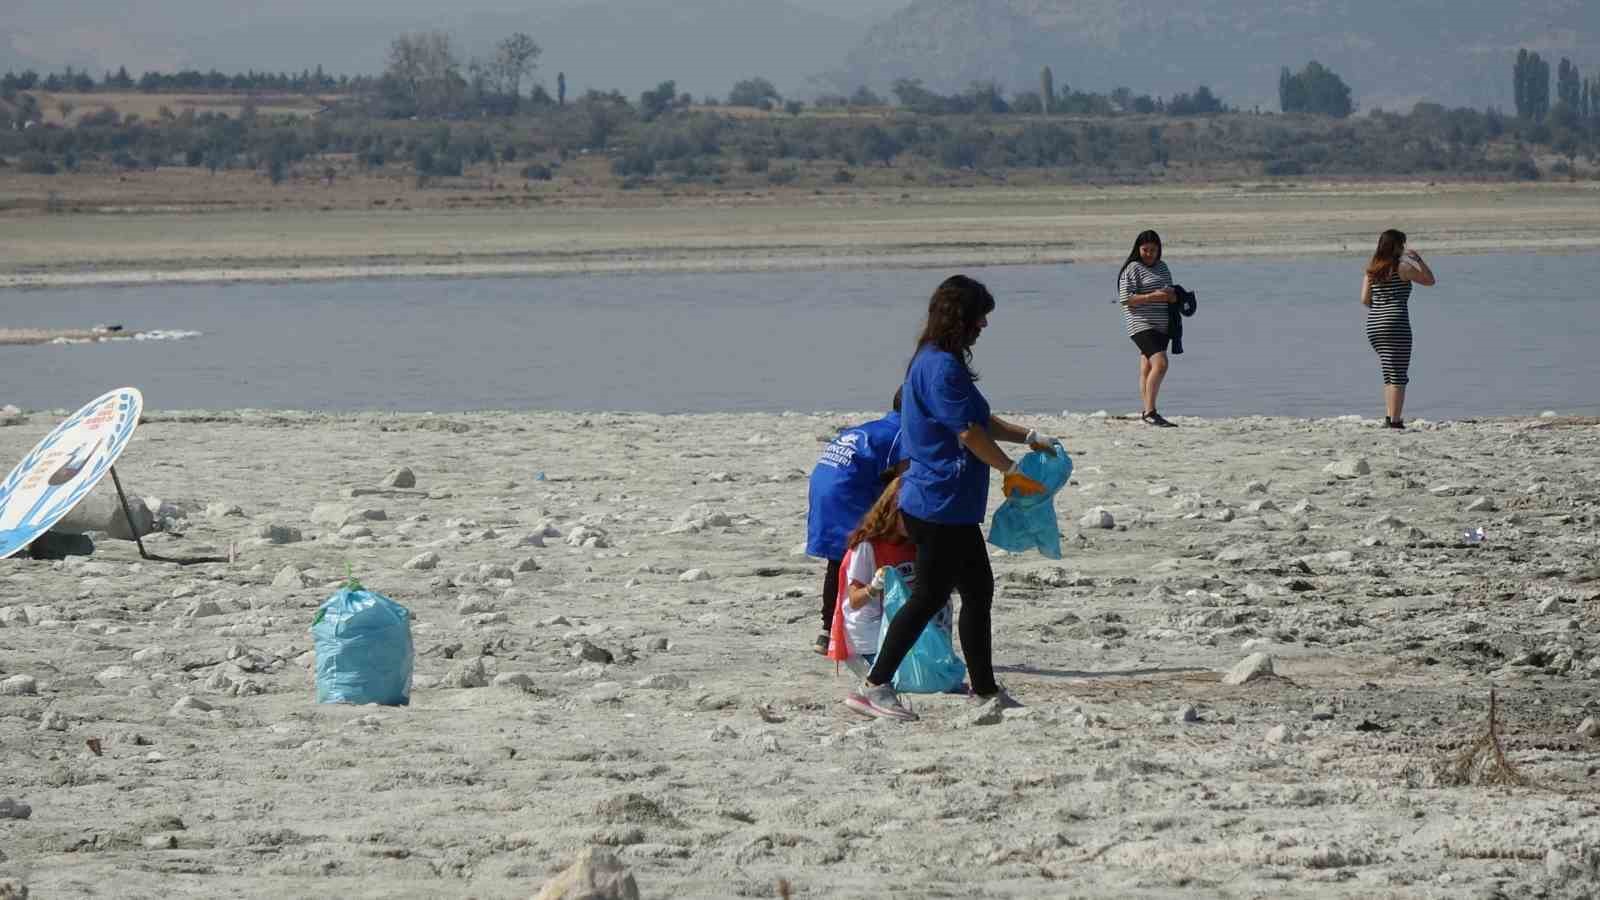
813,632,830,656
1383,417,1406,430
1142,410,1178,428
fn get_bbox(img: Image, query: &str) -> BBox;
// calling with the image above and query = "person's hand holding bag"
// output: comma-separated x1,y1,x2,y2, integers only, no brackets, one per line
1003,462,1047,497
1024,429,1059,453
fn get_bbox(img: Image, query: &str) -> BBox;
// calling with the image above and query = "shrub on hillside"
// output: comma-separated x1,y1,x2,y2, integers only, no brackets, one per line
17,151,58,174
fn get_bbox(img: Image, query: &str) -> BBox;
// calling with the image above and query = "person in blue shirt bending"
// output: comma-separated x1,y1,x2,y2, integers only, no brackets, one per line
805,389,903,655
844,274,1058,722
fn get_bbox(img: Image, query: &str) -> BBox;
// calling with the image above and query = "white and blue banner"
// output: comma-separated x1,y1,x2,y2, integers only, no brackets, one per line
0,387,144,560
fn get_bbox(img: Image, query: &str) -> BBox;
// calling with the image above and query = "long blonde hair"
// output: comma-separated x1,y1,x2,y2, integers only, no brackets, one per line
846,476,906,549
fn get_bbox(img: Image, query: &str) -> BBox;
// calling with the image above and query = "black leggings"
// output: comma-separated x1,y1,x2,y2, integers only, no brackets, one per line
867,511,996,695
820,557,842,630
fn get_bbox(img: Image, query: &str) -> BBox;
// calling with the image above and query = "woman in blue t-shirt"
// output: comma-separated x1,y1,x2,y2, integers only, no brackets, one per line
843,274,1057,722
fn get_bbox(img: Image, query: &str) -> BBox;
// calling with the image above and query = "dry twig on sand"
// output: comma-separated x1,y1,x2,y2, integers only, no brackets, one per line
1434,689,1532,787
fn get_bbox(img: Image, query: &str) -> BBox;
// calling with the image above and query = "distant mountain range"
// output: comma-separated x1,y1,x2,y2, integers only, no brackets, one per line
3,0,1596,111
823,0,1600,111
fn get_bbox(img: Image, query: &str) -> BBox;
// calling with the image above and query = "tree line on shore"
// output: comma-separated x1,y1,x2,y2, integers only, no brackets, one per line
1,34,1596,187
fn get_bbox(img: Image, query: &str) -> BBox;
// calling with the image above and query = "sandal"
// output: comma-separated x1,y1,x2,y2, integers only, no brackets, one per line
1142,409,1178,428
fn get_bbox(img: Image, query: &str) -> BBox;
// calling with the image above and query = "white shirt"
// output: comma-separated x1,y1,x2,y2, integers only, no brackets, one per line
842,543,924,656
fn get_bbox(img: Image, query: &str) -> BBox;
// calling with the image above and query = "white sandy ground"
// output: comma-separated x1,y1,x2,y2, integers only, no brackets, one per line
2,181,1599,288
1,410,1599,898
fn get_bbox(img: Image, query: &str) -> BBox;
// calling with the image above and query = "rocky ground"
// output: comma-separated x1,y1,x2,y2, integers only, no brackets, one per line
1,409,1598,899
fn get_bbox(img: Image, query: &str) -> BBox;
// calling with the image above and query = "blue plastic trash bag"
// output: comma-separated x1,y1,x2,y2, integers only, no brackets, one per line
876,568,967,694
311,586,414,706
988,442,1074,559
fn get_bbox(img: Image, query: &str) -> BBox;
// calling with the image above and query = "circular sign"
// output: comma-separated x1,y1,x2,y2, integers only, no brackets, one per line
0,387,144,560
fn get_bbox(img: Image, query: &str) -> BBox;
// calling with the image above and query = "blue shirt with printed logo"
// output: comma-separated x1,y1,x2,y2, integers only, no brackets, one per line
805,412,902,559
899,345,991,525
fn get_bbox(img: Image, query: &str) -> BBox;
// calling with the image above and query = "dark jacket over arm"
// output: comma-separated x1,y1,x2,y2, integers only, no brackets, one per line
1168,286,1198,354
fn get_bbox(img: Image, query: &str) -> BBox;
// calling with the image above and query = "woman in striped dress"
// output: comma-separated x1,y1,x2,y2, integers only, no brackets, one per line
1117,229,1179,427
1360,229,1436,429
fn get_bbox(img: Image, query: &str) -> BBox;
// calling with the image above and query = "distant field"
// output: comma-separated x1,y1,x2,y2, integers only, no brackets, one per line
29,91,348,124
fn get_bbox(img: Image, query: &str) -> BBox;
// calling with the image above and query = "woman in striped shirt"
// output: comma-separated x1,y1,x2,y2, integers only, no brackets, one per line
1117,229,1179,427
1360,229,1437,429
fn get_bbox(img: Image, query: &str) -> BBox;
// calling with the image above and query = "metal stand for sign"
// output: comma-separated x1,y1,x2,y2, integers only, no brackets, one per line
109,466,229,566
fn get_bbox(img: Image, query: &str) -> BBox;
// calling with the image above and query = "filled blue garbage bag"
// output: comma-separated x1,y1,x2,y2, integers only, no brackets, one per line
988,442,1073,559
311,586,414,706
877,568,967,694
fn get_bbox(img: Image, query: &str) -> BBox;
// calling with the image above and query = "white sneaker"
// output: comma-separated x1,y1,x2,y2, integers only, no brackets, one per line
843,681,918,722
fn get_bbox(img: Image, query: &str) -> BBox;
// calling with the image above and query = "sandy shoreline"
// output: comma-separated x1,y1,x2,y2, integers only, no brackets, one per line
3,181,1599,288
2,409,1598,897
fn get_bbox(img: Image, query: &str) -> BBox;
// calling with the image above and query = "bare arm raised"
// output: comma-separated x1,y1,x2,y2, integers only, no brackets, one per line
1400,250,1436,286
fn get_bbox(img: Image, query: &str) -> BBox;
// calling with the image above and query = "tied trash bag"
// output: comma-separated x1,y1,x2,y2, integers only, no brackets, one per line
311,586,414,706
988,442,1073,559
877,568,966,694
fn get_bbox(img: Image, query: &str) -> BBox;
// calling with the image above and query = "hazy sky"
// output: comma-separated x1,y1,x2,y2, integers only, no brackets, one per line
3,0,910,95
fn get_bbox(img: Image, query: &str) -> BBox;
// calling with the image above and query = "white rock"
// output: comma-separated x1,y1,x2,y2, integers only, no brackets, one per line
1222,652,1275,685
1245,499,1277,513
1078,507,1115,529
96,665,137,683
678,568,712,582
310,503,353,527
1465,496,1497,512
1368,513,1408,531
38,709,68,731
185,599,224,618
1264,724,1300,745
1428,483,1475,497
708,723,740,741
1576,717,1600,739
533,847,641,900
271,566,310,589
634,673,688,690
456,596,496,615
54,492,155,539
587,682,624,704
256,524,303,544
565,525,610,549
478,563,515,581
131,646,168,663
1,675,38,696
170,695,212,714
403,551,441,571
208,502,245,519
964,698,1007,727
0,404,26,425
1322,458,1370,479
336,524,373,540
443,657,489,689
383,467,417,489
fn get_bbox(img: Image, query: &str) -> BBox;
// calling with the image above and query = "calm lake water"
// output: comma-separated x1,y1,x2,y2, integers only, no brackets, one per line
4,252,1597,419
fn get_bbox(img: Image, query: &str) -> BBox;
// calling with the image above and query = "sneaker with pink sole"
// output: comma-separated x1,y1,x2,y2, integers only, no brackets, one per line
843,682,918,722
